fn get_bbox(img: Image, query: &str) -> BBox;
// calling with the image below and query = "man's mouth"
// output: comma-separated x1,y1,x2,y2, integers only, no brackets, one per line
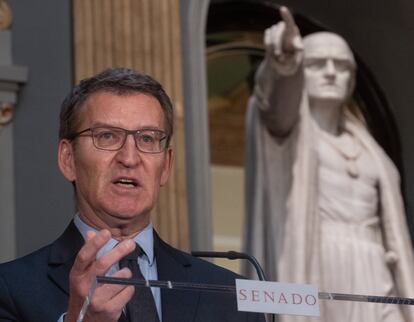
113,178,138,188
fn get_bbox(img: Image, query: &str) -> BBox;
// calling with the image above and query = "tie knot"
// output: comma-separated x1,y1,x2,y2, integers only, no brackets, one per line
119,243,144,267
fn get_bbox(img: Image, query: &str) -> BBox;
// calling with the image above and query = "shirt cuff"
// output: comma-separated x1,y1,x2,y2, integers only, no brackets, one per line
57,312,66,322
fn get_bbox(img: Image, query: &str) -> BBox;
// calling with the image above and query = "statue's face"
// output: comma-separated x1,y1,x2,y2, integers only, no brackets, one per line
303,33,355,104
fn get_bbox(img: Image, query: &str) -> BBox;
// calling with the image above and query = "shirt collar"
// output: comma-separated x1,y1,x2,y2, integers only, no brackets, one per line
73,213,155,266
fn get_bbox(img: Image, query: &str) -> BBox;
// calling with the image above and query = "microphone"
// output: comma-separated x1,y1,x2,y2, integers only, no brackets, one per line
191,250,267,281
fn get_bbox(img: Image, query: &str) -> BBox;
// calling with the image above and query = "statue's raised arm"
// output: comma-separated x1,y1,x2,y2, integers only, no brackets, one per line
253,6,304,137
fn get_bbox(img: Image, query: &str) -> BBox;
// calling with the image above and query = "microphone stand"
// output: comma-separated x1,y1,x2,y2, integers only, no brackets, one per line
191,250,267,281
191,250,275,322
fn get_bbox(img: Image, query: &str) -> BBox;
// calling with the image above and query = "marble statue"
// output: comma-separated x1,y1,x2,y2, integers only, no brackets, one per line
243,6,414,322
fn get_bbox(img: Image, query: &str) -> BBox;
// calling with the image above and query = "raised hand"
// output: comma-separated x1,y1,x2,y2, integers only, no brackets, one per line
264,6,303,72
64,230,136,322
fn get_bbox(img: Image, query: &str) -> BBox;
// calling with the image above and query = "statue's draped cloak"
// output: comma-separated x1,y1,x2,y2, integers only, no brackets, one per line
244,80,414,321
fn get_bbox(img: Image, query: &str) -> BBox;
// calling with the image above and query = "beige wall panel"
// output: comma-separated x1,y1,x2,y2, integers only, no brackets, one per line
73,0,188,250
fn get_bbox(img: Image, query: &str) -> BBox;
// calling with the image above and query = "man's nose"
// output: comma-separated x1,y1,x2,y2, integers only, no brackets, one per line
116,134,141,167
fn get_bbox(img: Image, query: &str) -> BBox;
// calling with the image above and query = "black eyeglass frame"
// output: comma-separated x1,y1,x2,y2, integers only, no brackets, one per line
68,126,169,154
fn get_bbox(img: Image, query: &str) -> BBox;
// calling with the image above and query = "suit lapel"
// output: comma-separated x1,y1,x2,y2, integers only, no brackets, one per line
154,232,199,322
47,222,128,322
47,221,84,295
45,224,200,321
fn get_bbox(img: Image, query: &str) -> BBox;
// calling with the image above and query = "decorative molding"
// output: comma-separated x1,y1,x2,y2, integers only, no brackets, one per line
0,102,12,126
0,0,12,30
0,31,28,128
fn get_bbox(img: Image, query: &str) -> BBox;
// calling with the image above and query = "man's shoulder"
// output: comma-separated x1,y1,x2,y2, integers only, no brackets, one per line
0,221,80,278
0,242,71,322
157,240,265,321
0,244,52,281
0,244,54,310
156,235,243,283
186,252,242,282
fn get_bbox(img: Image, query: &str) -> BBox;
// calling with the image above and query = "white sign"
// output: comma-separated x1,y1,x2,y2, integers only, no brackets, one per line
236,279,320,317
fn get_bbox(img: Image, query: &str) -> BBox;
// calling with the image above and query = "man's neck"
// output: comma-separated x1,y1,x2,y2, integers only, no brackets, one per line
74,214,156,265
78,211,150,241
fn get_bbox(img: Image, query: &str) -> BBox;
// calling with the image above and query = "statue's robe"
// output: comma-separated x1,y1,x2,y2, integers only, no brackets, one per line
243,60,414,321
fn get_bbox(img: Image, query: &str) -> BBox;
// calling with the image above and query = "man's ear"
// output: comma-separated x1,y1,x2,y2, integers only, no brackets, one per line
160,147,173,186
58,139,76,182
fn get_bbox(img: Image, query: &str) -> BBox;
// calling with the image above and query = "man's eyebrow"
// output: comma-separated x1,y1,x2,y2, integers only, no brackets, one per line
89,122,114,128
88,122,165,131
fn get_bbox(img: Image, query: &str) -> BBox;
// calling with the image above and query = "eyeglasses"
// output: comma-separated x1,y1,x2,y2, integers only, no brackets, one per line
69,126,169,153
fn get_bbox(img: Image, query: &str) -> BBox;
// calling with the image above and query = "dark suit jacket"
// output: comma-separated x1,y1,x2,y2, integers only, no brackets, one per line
0,222,264,322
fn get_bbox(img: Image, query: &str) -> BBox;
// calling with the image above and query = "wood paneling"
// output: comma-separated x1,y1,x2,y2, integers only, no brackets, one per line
73,0,189,250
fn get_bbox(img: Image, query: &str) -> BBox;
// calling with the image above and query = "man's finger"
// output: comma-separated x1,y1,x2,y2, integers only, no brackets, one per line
92,267,134,303
92,239,135,275
86,268,135,320
89,285,135,320
72,229,111,273
107,285,135,314
85,230,97,242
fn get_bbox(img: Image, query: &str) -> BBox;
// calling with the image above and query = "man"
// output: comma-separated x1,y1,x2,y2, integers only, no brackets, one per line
0,68,264,322
243,7,414,322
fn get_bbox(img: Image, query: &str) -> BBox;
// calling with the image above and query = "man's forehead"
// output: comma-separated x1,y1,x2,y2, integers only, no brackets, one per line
304,32,354,62
77,91,164,126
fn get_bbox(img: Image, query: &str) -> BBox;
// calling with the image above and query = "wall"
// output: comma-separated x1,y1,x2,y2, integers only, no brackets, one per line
72,0,189,250
8,0,73,257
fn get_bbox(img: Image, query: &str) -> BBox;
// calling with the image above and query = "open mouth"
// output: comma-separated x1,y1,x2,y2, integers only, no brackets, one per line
113,178,138,188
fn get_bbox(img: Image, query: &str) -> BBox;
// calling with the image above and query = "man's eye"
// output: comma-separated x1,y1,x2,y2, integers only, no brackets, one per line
140,134,155,143
97,131,117,140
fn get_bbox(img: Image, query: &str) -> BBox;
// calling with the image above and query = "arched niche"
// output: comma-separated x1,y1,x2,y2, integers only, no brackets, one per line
181,0,405,255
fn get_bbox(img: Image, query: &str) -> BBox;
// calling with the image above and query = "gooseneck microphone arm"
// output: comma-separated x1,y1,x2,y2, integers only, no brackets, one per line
191,250,275,322
190,250,267,281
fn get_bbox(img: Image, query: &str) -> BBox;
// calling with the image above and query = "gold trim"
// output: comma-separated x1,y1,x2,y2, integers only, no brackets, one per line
0,0,12,30
0,102,13,126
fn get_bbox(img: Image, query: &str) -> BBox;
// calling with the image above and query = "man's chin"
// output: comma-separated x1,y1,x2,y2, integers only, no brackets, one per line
108,209,147,221
112,202,151,217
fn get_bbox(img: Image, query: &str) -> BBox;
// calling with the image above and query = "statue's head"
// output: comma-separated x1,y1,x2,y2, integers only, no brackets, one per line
303,32,356,106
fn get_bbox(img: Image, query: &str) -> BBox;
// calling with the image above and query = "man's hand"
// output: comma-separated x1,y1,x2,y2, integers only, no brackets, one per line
264,6,303,73
64,230,136,322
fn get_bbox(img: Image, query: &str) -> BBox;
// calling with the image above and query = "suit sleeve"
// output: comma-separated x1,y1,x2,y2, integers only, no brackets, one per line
247,312,266,322
0,274,19,321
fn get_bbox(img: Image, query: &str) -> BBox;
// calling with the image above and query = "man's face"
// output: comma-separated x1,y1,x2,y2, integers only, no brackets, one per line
303,33,355,104
58,91,172,231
